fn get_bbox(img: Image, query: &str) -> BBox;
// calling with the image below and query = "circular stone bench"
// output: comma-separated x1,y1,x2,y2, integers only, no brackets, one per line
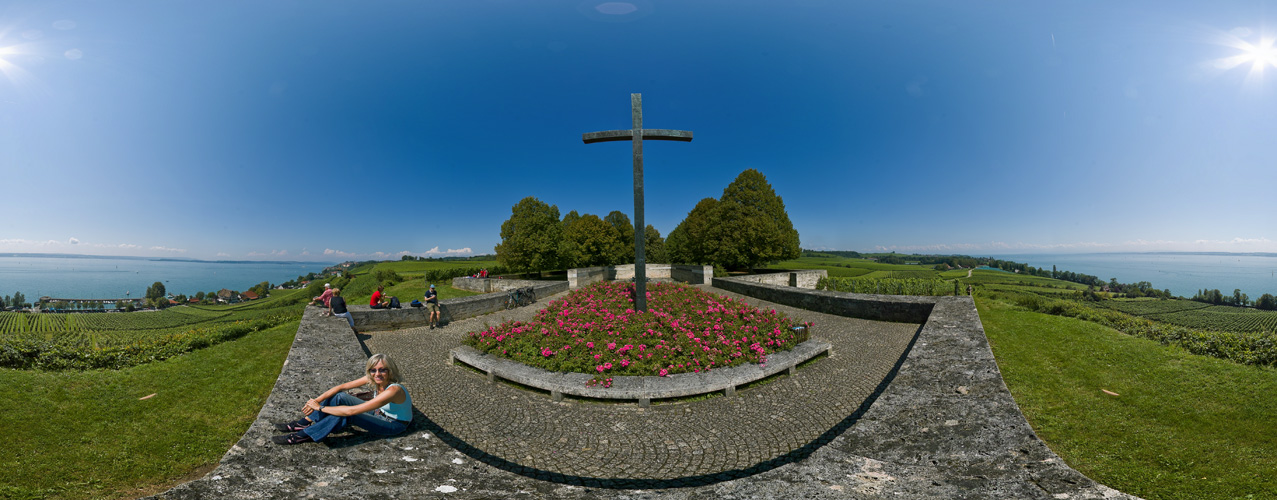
448,337,832,407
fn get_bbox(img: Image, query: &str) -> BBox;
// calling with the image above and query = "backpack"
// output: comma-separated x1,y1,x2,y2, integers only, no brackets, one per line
389,297,401,309
410,299,423,308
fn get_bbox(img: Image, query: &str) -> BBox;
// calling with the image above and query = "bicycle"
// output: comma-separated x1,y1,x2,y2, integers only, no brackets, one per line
505,286,537,309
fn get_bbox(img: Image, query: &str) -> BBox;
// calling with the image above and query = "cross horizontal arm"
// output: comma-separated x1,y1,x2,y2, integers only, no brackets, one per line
581,129,694,144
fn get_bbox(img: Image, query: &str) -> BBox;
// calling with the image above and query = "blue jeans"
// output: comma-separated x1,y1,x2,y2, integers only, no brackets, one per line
333,312,354,327
301,392,409,442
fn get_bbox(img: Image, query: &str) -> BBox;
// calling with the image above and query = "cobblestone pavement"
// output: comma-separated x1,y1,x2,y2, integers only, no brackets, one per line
361,285,919,483
156,285,1138,499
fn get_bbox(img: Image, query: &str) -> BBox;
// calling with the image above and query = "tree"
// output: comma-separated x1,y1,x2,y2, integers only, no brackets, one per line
562,214,624,267
1256,293,1277,311
557,210,583,268
145,282,166,300
644,224,667,264
13,292,25,309
666,197,719,264
249,281,271,298
495,197,563,275
195,291,205,302
707,169,800,270
604,211,635,265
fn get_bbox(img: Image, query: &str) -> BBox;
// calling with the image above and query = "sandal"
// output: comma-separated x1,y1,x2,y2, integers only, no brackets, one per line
274,418,313,433
271,432,313,445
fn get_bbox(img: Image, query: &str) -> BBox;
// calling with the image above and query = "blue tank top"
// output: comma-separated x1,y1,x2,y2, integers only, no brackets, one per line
375,383,412,422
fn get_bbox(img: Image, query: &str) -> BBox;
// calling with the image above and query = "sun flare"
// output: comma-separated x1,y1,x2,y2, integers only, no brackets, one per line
1210,31,1277,83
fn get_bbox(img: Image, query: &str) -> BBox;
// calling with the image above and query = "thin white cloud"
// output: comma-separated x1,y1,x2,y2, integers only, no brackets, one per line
149,246,186,253
216,252,231,257
68,237,80,245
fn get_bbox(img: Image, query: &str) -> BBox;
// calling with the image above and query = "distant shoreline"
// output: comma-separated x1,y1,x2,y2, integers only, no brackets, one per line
985,251,1277,258
0,252,334,266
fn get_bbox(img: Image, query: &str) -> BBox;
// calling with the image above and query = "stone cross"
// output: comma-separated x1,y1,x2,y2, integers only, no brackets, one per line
583,93,692,312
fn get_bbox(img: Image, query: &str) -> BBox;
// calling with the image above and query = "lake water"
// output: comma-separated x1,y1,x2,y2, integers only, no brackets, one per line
990,253,1277,298
0,255,332,300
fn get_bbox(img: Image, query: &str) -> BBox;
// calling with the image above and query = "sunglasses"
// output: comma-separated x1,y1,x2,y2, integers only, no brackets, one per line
368,368,390,374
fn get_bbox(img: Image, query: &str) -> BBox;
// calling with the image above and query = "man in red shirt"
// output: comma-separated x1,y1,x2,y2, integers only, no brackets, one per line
370,285,395,309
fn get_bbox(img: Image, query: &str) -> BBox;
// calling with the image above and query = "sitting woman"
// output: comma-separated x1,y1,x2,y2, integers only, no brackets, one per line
271,353,413,445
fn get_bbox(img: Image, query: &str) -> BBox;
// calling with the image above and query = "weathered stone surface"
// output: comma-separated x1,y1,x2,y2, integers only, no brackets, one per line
568,264,714,289
152,284,1139,500
451,277,550,294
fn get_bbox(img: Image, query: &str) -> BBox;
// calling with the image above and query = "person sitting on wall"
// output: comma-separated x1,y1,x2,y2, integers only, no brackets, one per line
312,283,334,309
271,353,413,445
370,285,399,309
424,284,441,329
328,288,355,332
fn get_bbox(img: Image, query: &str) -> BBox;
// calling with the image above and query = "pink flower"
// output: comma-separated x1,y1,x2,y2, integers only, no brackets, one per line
658,369,669,377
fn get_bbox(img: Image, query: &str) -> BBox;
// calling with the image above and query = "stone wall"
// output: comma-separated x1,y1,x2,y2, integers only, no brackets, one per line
789,269,826,289
568,264,715,289
351,280,568,330
670,264,714,285
566,266,608,289
730,270,827,289
712,274,933,323
452,277,551,294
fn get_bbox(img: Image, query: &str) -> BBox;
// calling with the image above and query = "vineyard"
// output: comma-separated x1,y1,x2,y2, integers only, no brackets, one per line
816,277,958,296
1095,299,1277,333
0,290,306,370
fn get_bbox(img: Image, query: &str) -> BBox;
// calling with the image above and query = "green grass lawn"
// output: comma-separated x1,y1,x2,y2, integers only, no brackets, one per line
0,320,298,500
979,298,1277,500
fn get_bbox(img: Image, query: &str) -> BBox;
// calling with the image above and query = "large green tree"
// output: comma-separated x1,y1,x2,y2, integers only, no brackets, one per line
708,169,800,270
643,224,667,264
604,211,634,265
666,197,719,265
495,197,563,275
563,213,624,267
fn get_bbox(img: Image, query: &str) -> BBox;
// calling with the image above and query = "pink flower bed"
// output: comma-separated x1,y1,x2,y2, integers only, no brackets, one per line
464,282,810,386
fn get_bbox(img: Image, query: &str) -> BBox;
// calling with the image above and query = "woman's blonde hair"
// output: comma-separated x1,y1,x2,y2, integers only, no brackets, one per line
364,353,402,386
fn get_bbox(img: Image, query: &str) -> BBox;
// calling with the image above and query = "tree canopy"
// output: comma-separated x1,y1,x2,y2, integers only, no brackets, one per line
711,169,800,269
666,197,719,265
145,281,166,300
604,211,634,265
495,196,563,275
665,169,799,270
562,213,625,267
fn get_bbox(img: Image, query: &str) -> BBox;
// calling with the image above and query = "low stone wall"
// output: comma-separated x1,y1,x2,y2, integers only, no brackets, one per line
790,269,826,289
712,274,932,323
731,270,828,290
452,277,550,294
566,267,608,289
450,337,831,407
568,264,715,289
350,281,569,331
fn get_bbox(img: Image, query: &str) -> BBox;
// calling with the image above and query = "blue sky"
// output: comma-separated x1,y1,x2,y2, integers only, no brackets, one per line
1,1,1275,262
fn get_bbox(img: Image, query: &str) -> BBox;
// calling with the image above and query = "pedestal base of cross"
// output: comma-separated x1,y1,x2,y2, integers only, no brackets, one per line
583,94,692,312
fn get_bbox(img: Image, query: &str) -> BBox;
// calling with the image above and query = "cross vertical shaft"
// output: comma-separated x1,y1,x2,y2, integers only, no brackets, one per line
583,94,692,313
631,94,646,312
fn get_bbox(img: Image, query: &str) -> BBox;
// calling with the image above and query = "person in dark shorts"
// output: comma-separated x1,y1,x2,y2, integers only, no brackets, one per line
370,285,397,309
424,284,440,329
